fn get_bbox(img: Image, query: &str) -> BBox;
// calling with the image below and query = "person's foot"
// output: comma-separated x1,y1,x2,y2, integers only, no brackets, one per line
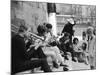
64,55,69,60
90,66,95,70
53,61,59,68
60,62,68,67
63,66,69,71
72,57,77,62
84,61,89,65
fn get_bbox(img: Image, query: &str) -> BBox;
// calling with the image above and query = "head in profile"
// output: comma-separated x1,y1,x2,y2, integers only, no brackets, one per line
73,37,79,45
45,23,52,33
81,42,87,51
18,25,27,33
67,18,75,25
18,25,29,38
37,25,47,36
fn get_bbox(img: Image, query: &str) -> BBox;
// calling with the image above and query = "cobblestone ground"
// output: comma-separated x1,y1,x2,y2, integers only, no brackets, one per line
15,57,90,75
51,57,90,72
15,48,91,74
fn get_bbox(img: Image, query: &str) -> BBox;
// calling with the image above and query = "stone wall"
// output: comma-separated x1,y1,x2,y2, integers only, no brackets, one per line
56,4,96,26
11,1,48,34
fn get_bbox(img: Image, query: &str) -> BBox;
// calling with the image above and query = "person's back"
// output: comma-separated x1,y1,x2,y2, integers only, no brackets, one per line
11,34,28,74
12,34,27,61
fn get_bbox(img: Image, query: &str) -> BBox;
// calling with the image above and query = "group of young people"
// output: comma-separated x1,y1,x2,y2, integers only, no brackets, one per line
11,22,96,74
11,23,67,74
70,26,96,69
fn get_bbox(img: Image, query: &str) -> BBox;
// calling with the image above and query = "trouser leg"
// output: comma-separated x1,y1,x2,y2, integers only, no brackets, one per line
12,59,51,74
40,59,52,72
44,50,57,62
24,59,52,72
89,55,96,69
50,46,64,63
36,47,46,58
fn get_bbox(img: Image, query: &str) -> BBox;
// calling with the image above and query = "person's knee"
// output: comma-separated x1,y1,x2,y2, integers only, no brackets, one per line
50,51,56,57
53,47,60,53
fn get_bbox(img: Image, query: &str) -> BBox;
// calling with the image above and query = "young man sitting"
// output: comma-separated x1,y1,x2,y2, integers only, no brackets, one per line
11,25,52,74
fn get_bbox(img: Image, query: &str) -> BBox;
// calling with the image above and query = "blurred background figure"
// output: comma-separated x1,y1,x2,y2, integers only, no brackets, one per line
82,31,87,41
62,18,76,44
86,26,96,69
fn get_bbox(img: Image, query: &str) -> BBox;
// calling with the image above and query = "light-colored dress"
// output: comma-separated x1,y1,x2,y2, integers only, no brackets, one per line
88,35,96,68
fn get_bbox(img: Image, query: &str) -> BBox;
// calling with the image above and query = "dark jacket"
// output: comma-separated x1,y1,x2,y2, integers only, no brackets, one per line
11,34,51,74
62,22,75,36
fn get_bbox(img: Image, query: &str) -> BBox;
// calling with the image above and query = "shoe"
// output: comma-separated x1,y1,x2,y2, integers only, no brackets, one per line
64,55,69,60
90,66,95,70
53,61,59,68
72,58,77,62
84,61,89,65
63,66,69,71
60,63,68,67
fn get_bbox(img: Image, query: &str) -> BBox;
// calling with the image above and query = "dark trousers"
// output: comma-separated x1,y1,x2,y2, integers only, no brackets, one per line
36,47,46,58
12,47,51,74
12,59,52,74
28,46,46,59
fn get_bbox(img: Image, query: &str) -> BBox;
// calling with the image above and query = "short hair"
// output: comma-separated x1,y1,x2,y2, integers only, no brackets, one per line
18,25,28,33
73,38,79,44
45,23,52,29
37,25,47,34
